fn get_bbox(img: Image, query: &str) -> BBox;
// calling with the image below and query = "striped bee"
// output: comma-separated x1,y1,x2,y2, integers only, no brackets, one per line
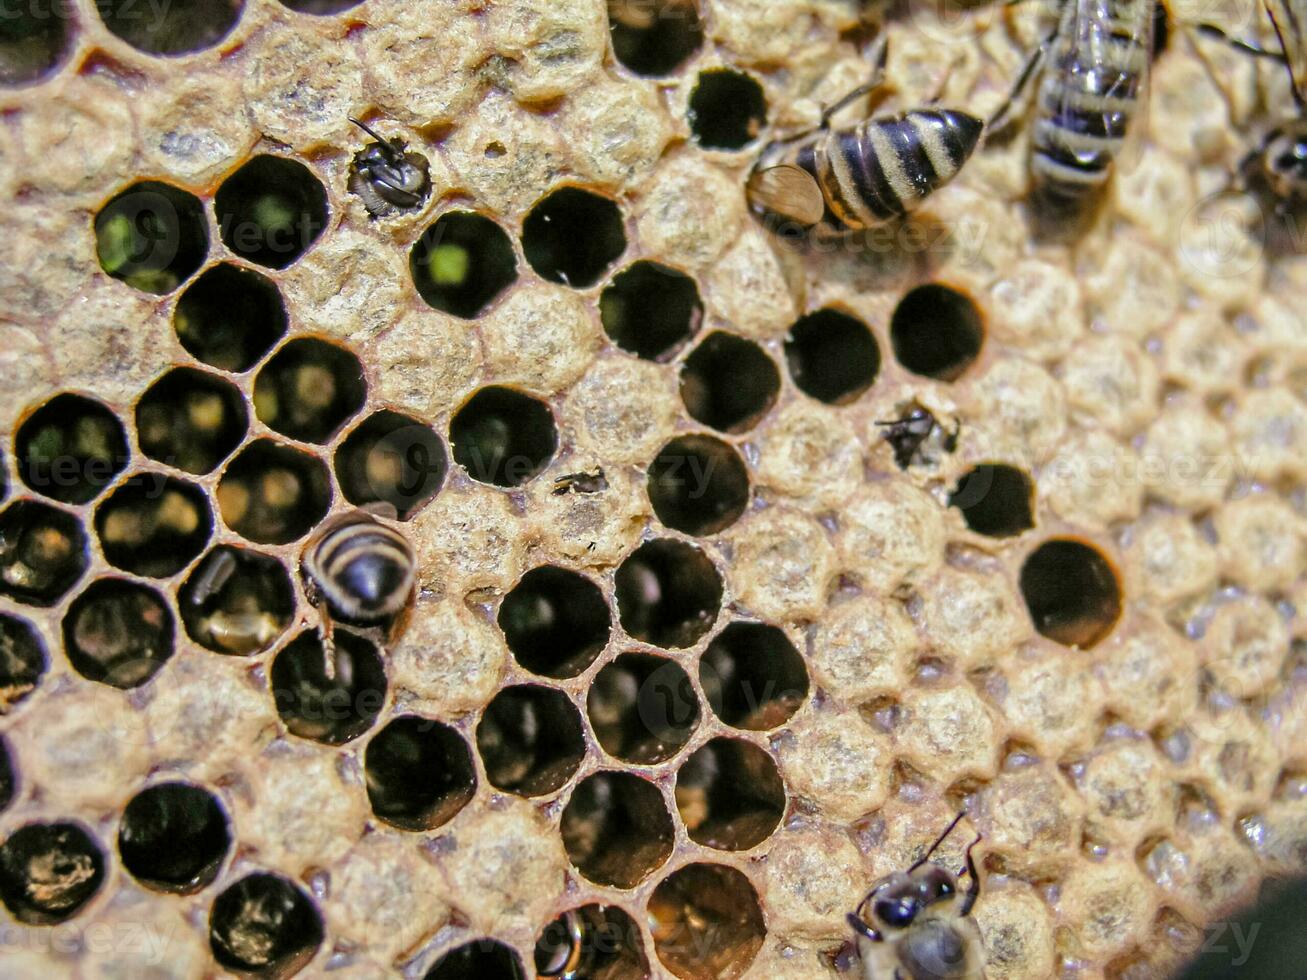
1236,0,1307,207
347,118,431,219
746,41,985,234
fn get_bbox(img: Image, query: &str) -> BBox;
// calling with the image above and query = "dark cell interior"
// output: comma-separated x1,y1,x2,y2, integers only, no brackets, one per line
647,862,766,979
646,434,750,536
700,621,808,730
476,684,586,797
15,392,130,505
253,337,367,444
1019,538,1122,649
94,475,213,578
364,714,476,831
334,410,446,520
136,368,249,475
890,283,985,382
0,736,13,813
0,613,46,713
270,629,387,745
521,187,627,289
119,781,231,894
450,386,558,488
600,260,703,361
0,822,106,925
535,903,650,979
62,577,175,688
95,180,210,294
424,939,526,980
216,439,332,544
410,211,519,318
614,538,722,648
173,263,288,373
498,564,611,678
588,652,700,764
208,871,324,977
949,463,1035,537
215,155,328,270
0,0,74,86
179,546,296,656
97,0,242,56
784,307,881,405
687,69,767,151
609,0,703,77
675,737,785,850
681,331,780,433
560,770,674,888
0,500,89,607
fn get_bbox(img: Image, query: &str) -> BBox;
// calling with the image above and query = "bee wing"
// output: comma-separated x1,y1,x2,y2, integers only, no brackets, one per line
746,164,826,226
1265,0,1307,105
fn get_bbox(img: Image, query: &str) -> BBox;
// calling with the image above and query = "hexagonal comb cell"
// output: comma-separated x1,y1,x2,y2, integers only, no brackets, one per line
118,781,231,894
588,652,700,764
0,735,13,812
97,0,243,56
498,565,610,678
217,439,332,544
364,714,476,831
681,332,780,433
600,260,702,361
1020,538,1122,649
62,578,175,688
688,69,767,151
180,546,295,655
522,187,627,289
608,0,703,76
174,263,288,373
208,872,324,978
410,211,518,318
891,283,985,381
450,386,558,487
647,434,749,536
0,501,89,606
94,475,212,578
0,612,46,713
425,940,525,980
614,538,722,648
0,821,106,925
136,368,248,475
675,737,785,850
215,155,328,270
784,307,882,405
16,393,129,505
949,463,1035,538
94,181,209,294
334,410,446,520
270,629,387,745
648,862,765,979
700,621,808,731
535,904,650,979
254,337,367,444
0,2,73,86
476,684,586,797
561,770,674,888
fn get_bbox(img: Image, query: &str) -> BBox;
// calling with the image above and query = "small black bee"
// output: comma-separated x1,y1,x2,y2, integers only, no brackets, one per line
347,118,431,218
877,404,958,469
552,467,608,495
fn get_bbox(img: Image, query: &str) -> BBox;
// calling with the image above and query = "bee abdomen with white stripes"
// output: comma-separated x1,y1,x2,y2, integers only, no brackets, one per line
303,511,416,623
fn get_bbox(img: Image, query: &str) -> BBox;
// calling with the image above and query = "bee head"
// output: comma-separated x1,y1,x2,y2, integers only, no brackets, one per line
850,864,962,938
1265,124,1307,201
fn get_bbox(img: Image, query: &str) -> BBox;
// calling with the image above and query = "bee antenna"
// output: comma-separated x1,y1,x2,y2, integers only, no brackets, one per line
1265,0,1305,110
349,116,404,161
846,912,880,943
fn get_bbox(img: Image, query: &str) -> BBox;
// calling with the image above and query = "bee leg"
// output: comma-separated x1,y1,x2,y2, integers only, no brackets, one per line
820,34,889,128
986,34,1051,134
958,834,983,916
1193,22,1287,62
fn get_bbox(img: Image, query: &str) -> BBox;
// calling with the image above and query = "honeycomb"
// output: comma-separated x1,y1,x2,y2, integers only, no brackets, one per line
0,0,1304,977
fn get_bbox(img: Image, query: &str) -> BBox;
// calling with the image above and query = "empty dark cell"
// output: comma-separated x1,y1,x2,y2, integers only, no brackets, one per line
647,434,749,536
614,538,722,648
588,652,699,765
0,0,74,86
98,0,242,56
784,308,881,405
16,393,129,504
136,368,248,475
609,0,704,76
600,260,702,361
675,738,784,851
364,714,476,831
1020,538,1122,650
119,781,230,894
254,338,366,444
498,565,610,678
335,411,446,520
535,904,649,979
450,386,557,488
217,439,332,545
0,613,46,713
62,578,174,689
209,872,323,977
425,940,525,980
174,263,288,373
94,475,212,578
700,621,808,731
688,69,767,151
949,463,1035,538
271,629,386,745
561,771,674,888
522,187,627,289
648,863,765,979
0,736,13,812
95,181,209,294
216,155,328,270
890,283,985,382
180,546,295,655
0,501,89,606
477,685,585,797
0,822,105,925
681,331,780,433
410,211,518,318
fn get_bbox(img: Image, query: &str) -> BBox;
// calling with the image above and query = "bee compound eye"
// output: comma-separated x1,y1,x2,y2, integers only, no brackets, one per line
874,895,919,929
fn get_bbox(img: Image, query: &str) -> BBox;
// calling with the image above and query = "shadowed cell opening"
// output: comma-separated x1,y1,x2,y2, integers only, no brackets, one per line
174,263,288,373
647,434,749,536
562,770,674,888
119,781,230,894
477,684,586,797
949,463,1035,538
648,862,765,979
95,181,209,294
535,903,650,979
365,714,476,831
97,0,242,56
609,0,704,76
688,68,767,151
215,155,328,270
700,621,808,731
0,501,89,607
499,565,610,679
0,613,46,713
0,736,13,813
0,822,105,925
522,187,627,289
254,337,367,445
425,939,526,980
335,411,446,520
410,211,518,318
450,386,558,488
278,0,364,11
600,260,702,361
614,538,722,648
1019,538,1122,649
784,308,881,405
681,331,780,433
0,0,74,86
136,368,248,475
62,578,174,689
891,283,984,381
16,393,129,505
180,546,295,656
217,439,332,545
588,652,700,765
676,737,785,851
94,474,212,578
209,872,323,978
270,629,386,745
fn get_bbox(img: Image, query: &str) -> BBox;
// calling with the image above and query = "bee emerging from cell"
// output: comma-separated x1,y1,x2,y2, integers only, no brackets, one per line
347,117,432,219
877,403,959,470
